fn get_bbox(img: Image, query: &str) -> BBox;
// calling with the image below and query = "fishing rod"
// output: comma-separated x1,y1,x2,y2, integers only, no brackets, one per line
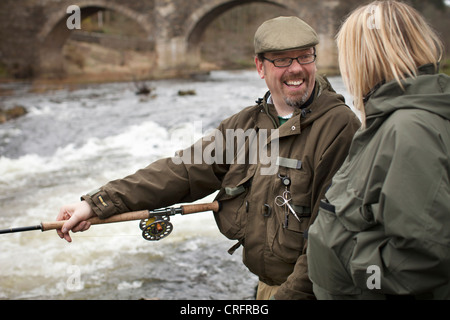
0,201,220,241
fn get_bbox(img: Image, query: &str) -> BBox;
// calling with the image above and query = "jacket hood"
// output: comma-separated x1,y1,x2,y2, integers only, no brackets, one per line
365,64,450,123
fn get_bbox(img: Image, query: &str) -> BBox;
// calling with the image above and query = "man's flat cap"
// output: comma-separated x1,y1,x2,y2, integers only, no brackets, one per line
254,16,319,54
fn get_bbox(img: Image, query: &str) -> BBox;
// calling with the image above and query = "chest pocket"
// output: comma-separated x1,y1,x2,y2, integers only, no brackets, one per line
267,157,312,263
289,169,312,212
213,166,255,241
277,156,312,210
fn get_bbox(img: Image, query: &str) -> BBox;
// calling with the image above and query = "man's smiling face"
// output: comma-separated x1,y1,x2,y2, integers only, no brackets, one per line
256,47,317,114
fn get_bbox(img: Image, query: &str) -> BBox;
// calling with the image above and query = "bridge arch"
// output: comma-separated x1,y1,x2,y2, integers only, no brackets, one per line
185,0,295,49
157,0,336,73
37,1,153,77
184,0,298,49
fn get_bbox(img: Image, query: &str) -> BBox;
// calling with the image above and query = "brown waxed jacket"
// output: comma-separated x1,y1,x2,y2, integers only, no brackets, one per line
82,75,361,299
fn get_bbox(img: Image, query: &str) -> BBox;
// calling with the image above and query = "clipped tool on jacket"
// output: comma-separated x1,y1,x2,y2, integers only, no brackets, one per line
0,201,220,241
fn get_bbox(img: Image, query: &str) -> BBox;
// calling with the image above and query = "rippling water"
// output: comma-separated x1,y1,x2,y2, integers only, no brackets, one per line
0,70,352,300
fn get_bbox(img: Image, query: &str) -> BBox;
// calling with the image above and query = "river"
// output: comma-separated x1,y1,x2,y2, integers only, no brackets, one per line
0,70,353,300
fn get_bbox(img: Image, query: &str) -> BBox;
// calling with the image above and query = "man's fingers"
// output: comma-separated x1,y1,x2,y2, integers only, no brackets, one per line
61,214,83,234
62,232,73,243
57,229,65,239
72,221,91,233
57,201,95,242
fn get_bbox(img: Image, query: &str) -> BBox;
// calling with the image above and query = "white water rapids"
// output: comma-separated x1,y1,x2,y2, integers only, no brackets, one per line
0,70,352,300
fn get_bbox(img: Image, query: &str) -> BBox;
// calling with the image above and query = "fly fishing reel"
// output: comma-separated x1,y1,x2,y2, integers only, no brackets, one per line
134,202,219,241
139,215,173,241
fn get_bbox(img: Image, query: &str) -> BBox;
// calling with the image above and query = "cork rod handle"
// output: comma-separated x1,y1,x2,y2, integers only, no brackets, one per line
181,201,220,215
41,201,220,232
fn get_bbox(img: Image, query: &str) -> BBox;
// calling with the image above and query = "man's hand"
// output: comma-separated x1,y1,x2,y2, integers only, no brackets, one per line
57,201,95,243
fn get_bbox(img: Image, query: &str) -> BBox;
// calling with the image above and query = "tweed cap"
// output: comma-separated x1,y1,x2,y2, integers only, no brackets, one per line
254,16,319,54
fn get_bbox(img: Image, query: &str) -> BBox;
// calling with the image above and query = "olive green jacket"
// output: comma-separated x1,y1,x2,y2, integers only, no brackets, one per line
83,76,360,299
308,65,450,299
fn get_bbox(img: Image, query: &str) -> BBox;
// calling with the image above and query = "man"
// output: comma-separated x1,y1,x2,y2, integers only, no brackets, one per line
57,16,360,300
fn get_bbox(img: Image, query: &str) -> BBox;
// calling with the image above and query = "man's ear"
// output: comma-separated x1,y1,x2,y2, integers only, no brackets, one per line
255,56,265,79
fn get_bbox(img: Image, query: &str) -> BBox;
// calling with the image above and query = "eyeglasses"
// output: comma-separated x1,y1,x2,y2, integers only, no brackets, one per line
263,54,317,68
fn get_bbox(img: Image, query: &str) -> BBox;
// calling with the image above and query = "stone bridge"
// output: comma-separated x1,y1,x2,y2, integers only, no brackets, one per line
0,0,341,79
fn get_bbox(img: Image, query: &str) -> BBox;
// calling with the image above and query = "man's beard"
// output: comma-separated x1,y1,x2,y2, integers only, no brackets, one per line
285,89,311,109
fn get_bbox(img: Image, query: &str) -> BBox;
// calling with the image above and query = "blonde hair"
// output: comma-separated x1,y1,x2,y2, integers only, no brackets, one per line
337,0,444,127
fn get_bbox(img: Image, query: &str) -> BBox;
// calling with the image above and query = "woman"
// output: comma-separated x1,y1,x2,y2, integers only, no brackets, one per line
307,1,450,299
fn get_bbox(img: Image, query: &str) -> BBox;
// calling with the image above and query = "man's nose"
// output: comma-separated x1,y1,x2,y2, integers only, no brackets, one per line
288,58,305,72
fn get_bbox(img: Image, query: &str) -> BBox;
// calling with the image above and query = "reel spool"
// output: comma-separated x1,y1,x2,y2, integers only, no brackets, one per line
139,215,173,241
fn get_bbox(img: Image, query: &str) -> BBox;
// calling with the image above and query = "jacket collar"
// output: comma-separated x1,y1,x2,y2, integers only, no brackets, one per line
364,63,450,126
364,63,439,105
253,75,347,135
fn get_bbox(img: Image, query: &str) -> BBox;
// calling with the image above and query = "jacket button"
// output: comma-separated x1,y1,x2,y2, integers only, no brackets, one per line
291,126,296,131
